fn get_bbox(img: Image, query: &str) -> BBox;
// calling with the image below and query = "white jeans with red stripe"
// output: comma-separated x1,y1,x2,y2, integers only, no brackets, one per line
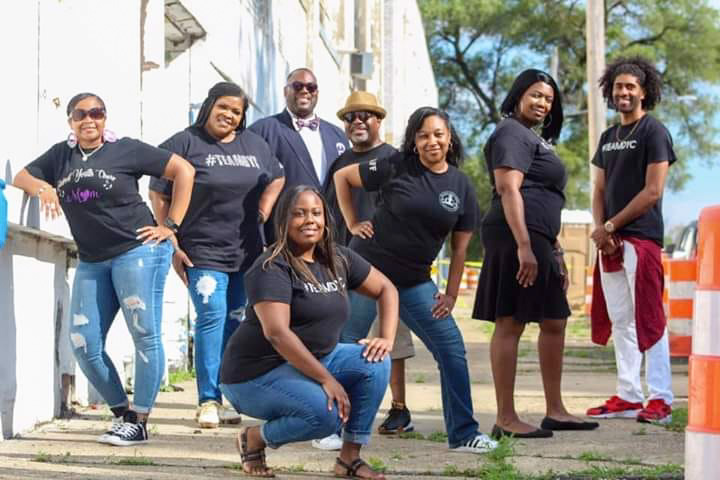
599,241,674,405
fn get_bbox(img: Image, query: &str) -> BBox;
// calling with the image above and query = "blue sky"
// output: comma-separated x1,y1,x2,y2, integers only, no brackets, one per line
663,0,720,234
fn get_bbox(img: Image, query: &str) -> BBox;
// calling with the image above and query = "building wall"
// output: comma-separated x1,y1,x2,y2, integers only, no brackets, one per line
0,0,437,438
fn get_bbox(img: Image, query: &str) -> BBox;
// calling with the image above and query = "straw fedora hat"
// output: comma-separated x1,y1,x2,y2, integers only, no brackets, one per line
337,91,387,120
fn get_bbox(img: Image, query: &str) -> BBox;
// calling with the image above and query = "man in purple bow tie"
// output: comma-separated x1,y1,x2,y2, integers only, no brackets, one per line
250,68,348,243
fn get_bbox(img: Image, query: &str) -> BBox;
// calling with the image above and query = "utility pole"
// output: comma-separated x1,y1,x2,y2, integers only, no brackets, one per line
585,0,606,202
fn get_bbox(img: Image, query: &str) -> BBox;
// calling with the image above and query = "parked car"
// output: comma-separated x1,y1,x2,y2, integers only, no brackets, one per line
665,220,697,259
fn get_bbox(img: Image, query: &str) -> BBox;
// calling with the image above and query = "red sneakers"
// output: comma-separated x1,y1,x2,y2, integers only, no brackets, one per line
636,399,673,425
586,396,643,419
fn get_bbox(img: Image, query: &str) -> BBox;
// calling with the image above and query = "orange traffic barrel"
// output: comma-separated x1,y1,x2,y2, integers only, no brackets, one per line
685,205,720,480
667,259,696,357
465,267,480,292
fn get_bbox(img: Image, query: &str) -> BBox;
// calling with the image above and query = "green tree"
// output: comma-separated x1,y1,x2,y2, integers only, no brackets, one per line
420,0,720,258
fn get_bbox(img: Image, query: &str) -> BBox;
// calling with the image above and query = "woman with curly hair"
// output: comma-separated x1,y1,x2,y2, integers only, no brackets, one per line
586,56,675,425
334,107,498,454
219,186,398,478
473,69,598,438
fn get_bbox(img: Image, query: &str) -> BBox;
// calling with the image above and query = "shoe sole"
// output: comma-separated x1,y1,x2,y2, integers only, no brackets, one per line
198,420,220,429
220,416,243,425
450,445,496,454
96,434,114,445
637,414,672,425
105,438,149,447
311,440,342,451
587,409,641,419
378,423,415,435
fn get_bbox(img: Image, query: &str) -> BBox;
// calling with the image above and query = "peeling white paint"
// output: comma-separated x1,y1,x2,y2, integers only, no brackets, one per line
73,314,89,326
137,259,144,267
123,295,146,311
138,350,149,364
70,333,87,352
195,275,217,304
229,307,246,322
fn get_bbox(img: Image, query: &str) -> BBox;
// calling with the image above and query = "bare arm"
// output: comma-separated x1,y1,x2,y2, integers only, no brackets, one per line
353,266,399,360
255,301,350,421
13,169,61,220
333,163,373,239
494,167,537,287
258,177,285,223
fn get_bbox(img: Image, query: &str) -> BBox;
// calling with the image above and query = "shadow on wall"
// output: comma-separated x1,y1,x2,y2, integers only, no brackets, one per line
0,235,17,439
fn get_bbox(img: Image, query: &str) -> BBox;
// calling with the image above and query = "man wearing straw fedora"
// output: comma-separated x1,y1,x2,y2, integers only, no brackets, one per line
311,91,417,451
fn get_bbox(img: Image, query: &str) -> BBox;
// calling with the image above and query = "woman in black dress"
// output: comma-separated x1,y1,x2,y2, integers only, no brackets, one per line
473,70,598,438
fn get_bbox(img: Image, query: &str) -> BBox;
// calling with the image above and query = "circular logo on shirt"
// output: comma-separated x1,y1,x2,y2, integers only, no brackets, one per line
336,142,346,155
439,191,460,212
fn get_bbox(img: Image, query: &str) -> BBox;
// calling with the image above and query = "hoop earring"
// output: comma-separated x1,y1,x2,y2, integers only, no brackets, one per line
413,146,418,154
324,226,330,238
542,113,552,129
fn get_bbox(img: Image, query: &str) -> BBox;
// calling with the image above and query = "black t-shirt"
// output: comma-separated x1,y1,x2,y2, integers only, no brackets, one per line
25,138,171,262
149,128,284,272
219,246,371,384
349,152,479,287
592,114,676,246
482,118,567,240
324,143,398,246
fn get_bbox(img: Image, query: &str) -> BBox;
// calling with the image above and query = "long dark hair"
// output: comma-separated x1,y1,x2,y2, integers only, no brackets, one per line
263,185,346,289
193,81,250,132
400,107,465,167
599,56,662,111
500,69,564,143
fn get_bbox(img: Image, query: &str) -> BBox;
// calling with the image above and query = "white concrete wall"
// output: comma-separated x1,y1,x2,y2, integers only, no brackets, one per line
0,0,437,438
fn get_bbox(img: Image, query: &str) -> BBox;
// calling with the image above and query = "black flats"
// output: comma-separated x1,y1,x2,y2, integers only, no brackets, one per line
491,424,553,439
540,416,600,431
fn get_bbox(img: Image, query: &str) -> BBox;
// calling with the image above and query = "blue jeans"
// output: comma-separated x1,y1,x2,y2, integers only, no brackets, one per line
341,280,479,448
220,343,390,448
69,241,172,413
186,268,246,404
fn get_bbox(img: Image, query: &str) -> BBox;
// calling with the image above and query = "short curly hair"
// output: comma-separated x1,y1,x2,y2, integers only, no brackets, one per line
598,56,663,111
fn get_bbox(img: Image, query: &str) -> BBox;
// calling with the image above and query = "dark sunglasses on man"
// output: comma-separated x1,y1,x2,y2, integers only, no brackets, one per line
342,111,375,123
288,81,318,94
69,107,106,122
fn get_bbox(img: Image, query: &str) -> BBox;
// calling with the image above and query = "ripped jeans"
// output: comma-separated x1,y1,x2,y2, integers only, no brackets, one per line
186,268,247,404
69,241,172,414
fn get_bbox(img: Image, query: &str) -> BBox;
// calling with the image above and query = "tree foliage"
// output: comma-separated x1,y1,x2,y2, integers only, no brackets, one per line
420,0,720,253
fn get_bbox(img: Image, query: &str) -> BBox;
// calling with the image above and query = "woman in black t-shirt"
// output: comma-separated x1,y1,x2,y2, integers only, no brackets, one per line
334,107,497,454
14,92,195,446
219,186,398,479
473,70,597,438
148,82,284,429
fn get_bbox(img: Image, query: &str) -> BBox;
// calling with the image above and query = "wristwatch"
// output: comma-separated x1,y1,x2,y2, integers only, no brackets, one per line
163,217,180,233
603,220,615,234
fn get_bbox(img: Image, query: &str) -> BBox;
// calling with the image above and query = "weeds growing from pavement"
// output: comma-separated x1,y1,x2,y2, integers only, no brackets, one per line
398,431,424,440
33,451,51,463
366,457,387,472
664,406,688,432
426,431,448,443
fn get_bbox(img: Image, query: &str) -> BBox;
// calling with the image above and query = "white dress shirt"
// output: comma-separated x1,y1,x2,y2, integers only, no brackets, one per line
288,108,327,184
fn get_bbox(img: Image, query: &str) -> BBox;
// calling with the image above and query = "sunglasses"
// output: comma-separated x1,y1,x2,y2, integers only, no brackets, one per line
342,111,375,123
69,107,106,122
288,81,318,93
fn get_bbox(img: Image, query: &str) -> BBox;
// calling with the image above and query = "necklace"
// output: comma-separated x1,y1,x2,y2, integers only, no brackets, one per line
78,143,103,161
615,115,645,142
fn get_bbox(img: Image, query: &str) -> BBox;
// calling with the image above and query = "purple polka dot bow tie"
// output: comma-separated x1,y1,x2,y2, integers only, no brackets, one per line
296,118,319,131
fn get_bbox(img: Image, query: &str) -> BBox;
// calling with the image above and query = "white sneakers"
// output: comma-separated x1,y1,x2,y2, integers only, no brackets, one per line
311,433,343,451
450,433,498,454
196,400,242,428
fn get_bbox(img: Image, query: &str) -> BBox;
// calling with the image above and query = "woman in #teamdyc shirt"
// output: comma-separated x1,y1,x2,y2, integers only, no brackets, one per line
149,82,285,429
334,106,498,455
13,92,195,446
473,69,598,439
219,186,397,479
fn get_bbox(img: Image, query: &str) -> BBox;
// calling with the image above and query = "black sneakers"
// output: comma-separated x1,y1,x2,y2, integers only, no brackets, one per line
105,410,149,446
378,402,414,434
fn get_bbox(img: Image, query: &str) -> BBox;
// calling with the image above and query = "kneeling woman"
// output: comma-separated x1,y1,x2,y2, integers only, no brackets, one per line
219,186,398,479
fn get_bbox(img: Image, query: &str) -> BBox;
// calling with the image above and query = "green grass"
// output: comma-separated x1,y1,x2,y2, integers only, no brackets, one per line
397,431,424,440
486,436,516,463
112,455,155,466
413,373,427,383
284,464,305,472
664,406,688,432
366,457,387,473
563,346,615,361
565,463,683,479
578,451,611,462
167,368,195,384
33,451,51,463
426,431,448,443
